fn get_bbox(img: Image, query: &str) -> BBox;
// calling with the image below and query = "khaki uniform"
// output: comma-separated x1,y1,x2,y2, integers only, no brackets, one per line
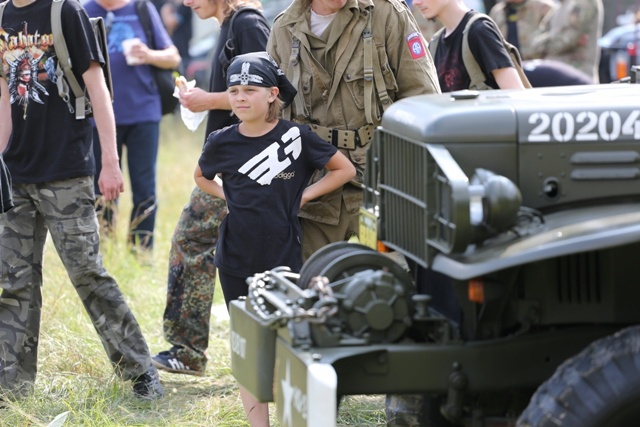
489,0,558,60
268,0,440,256
529,0,604,82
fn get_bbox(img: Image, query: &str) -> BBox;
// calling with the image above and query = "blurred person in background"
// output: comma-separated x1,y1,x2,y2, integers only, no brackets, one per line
85,0,181,253
151,0,269,378
410,0,486,41
489,0,557,60
417,0,526,91
529,0,603,82
160,0,194,72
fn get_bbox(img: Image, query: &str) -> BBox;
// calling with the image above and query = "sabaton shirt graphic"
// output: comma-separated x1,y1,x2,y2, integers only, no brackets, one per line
0,0,103,185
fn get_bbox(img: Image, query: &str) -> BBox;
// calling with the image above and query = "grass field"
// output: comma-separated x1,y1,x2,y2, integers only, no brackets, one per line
0,115,385,426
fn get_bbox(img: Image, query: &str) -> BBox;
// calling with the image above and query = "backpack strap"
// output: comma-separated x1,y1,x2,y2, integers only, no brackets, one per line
462,13,531,90
136,0,155,49
52,0,89,119
361,7,390,124
283,36,304,121
218,7,268,77
0,1,5,80
428,27,444,59
461,13,492,91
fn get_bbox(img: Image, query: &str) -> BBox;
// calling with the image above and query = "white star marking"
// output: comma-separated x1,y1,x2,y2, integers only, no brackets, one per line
280,360,295,427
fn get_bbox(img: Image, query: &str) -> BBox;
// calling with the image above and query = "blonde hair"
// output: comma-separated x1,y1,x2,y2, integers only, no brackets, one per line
223,0,263,19
266,96,283,122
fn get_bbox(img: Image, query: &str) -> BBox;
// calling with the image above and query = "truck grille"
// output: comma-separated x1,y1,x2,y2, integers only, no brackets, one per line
556,252,601,304
370,130,431,267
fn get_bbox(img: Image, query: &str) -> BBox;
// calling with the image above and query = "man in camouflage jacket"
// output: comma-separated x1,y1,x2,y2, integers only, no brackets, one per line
489,0,558,60
268,0,441,261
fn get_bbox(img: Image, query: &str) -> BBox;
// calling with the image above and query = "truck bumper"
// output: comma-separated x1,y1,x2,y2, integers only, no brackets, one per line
230,299,620,427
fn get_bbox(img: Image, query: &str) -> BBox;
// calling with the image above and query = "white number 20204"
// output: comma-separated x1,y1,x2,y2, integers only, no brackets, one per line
527,110,640,143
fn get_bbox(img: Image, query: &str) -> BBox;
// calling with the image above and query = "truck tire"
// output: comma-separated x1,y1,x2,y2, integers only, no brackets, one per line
517,325,640,427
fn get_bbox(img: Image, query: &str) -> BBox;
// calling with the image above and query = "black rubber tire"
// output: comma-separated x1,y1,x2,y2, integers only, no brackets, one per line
298,242,375,289
517,325,640,427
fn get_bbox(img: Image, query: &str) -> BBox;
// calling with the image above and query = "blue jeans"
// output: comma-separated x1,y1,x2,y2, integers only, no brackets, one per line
93,122,159,249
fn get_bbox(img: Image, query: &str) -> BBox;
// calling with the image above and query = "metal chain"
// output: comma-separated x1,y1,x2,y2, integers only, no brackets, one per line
246,272,339,326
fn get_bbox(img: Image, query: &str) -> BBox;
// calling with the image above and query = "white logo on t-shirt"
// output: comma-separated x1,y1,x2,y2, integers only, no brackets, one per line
238,126,302,185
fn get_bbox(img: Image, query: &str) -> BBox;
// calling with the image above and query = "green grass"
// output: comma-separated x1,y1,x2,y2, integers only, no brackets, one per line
0,115,385,426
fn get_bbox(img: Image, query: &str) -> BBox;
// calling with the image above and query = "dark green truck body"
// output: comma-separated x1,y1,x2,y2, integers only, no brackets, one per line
230,83,640,426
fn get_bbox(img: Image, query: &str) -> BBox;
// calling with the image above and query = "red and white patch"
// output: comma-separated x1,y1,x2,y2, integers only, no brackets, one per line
406,32,426,60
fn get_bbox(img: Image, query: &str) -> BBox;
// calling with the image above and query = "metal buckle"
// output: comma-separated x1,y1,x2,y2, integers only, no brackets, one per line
331,128,339,147
354,129,362,147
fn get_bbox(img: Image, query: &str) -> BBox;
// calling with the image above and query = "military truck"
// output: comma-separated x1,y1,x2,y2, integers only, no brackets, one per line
229,80,640,426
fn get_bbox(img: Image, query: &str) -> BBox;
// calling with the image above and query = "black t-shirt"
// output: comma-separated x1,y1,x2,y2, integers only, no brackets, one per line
434,11,513,92
199,120,337,277
0,0,103,183
204,9,270,141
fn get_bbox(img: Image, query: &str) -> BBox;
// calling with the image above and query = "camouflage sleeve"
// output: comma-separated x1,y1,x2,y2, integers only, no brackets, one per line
529,0,596,58
382,0,441,98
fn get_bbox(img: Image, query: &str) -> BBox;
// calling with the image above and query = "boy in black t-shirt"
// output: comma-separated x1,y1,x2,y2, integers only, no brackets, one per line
414,0,524,91
195,51,355,426
152,0,270,378
0,0,162,399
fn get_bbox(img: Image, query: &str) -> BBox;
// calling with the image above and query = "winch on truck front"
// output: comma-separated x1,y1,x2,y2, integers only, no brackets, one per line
230,79,640,427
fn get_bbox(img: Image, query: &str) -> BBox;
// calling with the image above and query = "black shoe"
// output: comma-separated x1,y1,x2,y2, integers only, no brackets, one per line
132,366,164,400
152,349,205,377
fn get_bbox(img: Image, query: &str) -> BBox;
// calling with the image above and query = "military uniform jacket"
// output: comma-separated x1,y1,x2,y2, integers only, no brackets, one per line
268,0,440,225
529,0,603,82
489,0,557,61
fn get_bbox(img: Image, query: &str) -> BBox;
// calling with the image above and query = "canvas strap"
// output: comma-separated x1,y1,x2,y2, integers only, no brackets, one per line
362,7,390,125
52,0,88,118
283,36,305,121
0,2,5,80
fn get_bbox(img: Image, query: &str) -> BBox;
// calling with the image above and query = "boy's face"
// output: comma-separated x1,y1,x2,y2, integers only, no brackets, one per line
412,0,448,20
183,0,219,20
227,85,278,124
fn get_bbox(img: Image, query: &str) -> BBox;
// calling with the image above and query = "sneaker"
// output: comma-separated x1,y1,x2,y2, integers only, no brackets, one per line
132,366,164,400
152,349,205,377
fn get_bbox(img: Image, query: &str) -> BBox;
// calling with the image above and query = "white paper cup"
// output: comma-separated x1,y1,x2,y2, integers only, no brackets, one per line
122,38,141,65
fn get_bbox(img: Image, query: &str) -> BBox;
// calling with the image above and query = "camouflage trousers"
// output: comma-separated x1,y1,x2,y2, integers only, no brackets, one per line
162,187,227,371
0,178,152,392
